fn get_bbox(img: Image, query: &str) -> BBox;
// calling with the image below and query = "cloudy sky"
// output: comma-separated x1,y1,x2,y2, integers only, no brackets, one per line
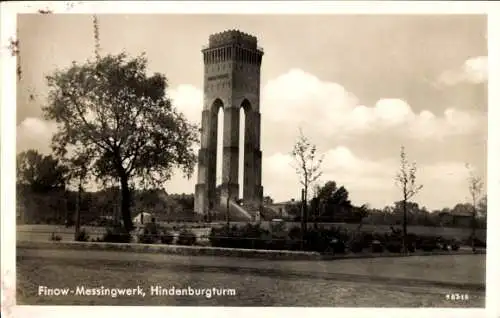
17,14,487,210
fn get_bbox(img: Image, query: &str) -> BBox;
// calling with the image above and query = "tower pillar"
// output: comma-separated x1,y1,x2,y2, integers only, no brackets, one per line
243,110,255,203
194,108,218,214
221,106,240,202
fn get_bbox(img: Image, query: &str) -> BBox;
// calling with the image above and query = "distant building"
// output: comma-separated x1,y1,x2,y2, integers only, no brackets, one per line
268,199,298,219
438,211,473,228
133,212,154,225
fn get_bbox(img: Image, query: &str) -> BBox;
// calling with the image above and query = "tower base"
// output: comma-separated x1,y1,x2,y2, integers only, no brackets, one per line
194,184,207,215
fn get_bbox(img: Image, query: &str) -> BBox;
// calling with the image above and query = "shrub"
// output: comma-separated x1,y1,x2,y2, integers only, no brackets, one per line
265,236,288,251
361,233,374,249
385,240,402,253
209,226,229,247
406,233,418,252
419,236,439,252
75,228,89,242
138,222,161,244
209,224,270,249
349,240,364,253
420,244,436,252
371,240,384,253
303,228,328,252
208,224,350,253
101,226,132,243
160,231,174,244
286,226,303,251
177,229,197,246
209,225,237,248
328,237,346,254
50,232,62,241
407,243,416,253
451,239,460,251
303,227,346,253
240,224,268,249
464,236,486,248
138,233,155,244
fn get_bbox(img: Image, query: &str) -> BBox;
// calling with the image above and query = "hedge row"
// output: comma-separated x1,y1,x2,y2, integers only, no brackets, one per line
208,224,467,254
66,222,484,254
71,223,198,246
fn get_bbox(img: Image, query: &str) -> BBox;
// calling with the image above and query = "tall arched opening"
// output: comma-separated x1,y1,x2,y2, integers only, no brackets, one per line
240,99,253,205
206,98,224,214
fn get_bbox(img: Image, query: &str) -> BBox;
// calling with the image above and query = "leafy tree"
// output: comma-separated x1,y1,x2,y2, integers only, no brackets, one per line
263,195,274,205
313,181,353,223
395,146,422,253
316,181,352,207
17,149,68,193
393,200,420,224
42,53,199,231
330,186,350,206
316,181,338,201
451,203,474,215
174,193,195,211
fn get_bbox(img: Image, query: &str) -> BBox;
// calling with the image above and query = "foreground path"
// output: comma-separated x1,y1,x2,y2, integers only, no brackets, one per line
17,248,484,307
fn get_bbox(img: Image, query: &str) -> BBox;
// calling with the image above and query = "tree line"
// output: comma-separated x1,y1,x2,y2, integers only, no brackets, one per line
17,152,196,225
289,130,486,252
277,180,486,229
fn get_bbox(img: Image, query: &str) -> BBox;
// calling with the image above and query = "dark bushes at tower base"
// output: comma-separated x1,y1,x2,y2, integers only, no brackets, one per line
96,223,178,245
209,224,348,253
209,223,464,254
83,222,467,255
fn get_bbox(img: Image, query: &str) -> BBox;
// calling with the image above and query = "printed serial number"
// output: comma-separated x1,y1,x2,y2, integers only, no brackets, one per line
446,293,469,301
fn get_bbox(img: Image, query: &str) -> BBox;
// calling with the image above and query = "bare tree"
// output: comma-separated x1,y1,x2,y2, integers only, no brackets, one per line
466,163,483,252
395,146,423,254
291,129,324,210
291,129,323,248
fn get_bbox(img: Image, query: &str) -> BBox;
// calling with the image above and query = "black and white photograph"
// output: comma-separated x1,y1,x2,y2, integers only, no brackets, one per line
1,1,498,316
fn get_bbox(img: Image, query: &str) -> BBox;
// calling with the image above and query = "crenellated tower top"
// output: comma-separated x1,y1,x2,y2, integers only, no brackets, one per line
207,29,262,52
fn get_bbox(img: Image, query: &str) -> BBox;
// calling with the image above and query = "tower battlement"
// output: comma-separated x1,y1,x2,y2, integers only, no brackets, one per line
208,29,259,50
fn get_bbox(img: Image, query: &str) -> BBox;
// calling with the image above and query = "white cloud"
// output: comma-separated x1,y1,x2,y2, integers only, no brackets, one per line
262,147,473,210
408,108,482,141
16,117,57,154
261,69,483,140
169,84,203,124
437,56,488,86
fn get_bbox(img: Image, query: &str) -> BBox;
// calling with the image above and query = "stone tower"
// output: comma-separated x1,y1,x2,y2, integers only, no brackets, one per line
194,30,264,216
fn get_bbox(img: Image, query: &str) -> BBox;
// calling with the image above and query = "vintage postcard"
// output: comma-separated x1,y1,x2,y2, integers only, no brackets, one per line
1,1,499,318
